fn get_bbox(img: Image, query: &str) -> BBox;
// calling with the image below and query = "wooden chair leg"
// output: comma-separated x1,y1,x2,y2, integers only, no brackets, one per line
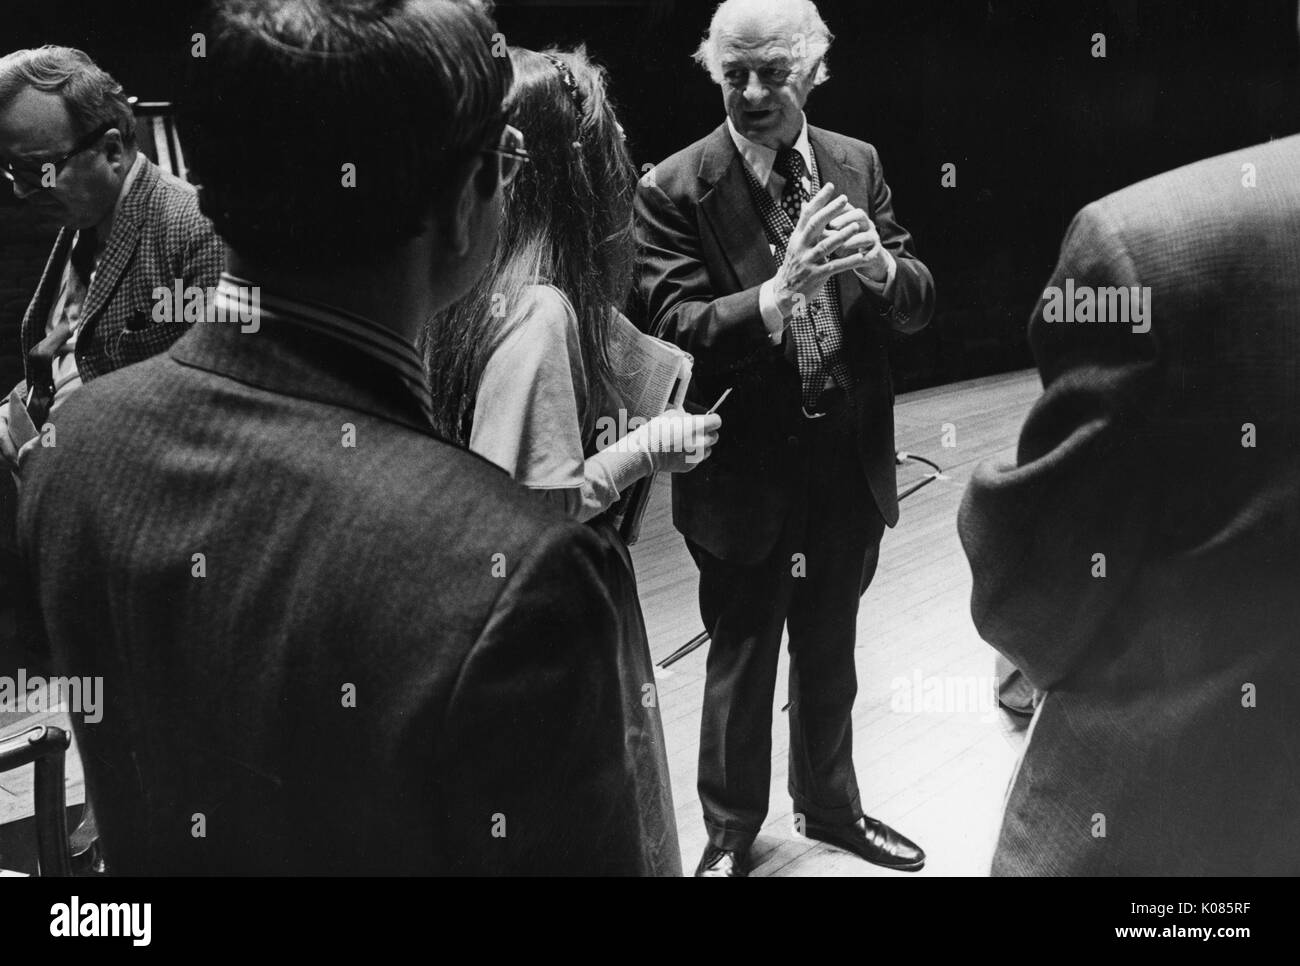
0,725,73,876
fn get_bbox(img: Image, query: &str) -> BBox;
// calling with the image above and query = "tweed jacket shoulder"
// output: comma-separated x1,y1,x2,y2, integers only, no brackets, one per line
19,156,223,387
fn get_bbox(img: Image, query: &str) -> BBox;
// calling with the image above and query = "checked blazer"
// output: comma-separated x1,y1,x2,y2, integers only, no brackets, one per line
18,156,223,390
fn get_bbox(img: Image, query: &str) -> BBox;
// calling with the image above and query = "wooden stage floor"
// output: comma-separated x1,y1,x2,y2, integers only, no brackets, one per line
631,368,1043,876
0,368,1044,877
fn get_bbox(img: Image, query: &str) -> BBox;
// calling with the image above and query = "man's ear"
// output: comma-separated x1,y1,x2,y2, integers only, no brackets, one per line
101,128,126,169
805,57,824,90
443,153,494,257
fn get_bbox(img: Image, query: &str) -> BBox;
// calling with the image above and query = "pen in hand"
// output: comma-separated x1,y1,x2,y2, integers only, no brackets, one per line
706,388,733,415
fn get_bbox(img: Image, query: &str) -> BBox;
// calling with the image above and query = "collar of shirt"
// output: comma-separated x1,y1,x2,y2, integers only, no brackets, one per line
727,114,813,195
214,272,435,426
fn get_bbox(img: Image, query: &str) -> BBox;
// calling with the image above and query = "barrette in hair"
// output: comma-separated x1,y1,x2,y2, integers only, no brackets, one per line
543,53,584,118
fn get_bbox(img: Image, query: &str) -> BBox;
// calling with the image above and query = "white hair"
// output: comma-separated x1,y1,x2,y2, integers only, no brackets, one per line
693,0,833,87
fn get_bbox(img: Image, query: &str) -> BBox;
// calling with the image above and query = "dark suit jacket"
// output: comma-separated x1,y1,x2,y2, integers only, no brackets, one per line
959,135,1300,875
19,156,223,389
634,123,935,564
17,311,648,875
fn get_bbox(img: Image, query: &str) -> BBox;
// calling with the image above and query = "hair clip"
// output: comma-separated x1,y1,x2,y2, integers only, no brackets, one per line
543,53,584,118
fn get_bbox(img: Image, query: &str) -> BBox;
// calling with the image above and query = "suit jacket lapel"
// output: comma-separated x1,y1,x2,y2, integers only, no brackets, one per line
80,159,159,336
698,124,776,291
809,127,866,322
699,124,872,325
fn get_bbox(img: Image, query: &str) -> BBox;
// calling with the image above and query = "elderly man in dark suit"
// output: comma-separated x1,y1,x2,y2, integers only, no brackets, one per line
959,132,1300,875
635,0,935,876
17,0,651,875
0,45,222,466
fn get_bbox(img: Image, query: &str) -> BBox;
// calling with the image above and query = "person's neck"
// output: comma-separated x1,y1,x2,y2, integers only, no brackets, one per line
227,249,436,345
773,118,805,153
743,127,798,154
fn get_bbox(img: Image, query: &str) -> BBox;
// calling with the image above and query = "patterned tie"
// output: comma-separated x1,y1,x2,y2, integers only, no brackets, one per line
775,147,809,223
744,148,854,409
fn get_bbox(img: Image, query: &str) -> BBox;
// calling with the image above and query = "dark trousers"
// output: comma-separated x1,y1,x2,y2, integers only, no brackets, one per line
687,396,887,851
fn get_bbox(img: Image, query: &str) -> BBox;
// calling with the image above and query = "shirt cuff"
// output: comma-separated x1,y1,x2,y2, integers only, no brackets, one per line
591,444,652,498
856,250,898,301
759,278,786,345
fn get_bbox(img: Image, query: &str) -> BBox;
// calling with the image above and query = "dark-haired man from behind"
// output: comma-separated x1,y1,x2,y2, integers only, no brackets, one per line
18,0,650,875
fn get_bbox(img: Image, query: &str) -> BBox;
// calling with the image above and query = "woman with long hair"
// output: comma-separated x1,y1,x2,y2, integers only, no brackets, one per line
424,46,720,876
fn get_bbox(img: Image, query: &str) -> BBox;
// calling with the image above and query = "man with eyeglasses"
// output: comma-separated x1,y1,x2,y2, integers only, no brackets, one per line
0,48,221,870
17,0,648,875
0,46,222,472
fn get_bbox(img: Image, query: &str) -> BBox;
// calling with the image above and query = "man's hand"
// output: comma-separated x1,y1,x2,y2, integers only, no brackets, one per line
772,182,874,317
827,205,892,284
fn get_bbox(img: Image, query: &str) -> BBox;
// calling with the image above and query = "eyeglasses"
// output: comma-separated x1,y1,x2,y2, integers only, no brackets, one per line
1,121,116,189
483,124,531,187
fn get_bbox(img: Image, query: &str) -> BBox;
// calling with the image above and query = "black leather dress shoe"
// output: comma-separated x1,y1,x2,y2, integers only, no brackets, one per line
694,844,751,877
803,816,926,871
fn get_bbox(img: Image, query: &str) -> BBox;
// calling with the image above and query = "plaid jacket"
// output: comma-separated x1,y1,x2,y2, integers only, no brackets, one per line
18,156,223,389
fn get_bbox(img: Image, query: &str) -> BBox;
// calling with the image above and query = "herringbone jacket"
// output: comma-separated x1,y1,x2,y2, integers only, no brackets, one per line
959,134,1300,875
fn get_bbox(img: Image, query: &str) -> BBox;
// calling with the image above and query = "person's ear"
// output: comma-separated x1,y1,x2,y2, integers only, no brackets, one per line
804,57,824,92
101,128,126,169
443,153,494,256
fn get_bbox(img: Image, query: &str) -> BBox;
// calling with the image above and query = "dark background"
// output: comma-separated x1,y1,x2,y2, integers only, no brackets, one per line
5,0,1300,390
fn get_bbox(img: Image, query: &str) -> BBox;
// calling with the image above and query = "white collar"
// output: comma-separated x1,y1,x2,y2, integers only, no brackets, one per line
726,114,812,188
113,152,145,219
